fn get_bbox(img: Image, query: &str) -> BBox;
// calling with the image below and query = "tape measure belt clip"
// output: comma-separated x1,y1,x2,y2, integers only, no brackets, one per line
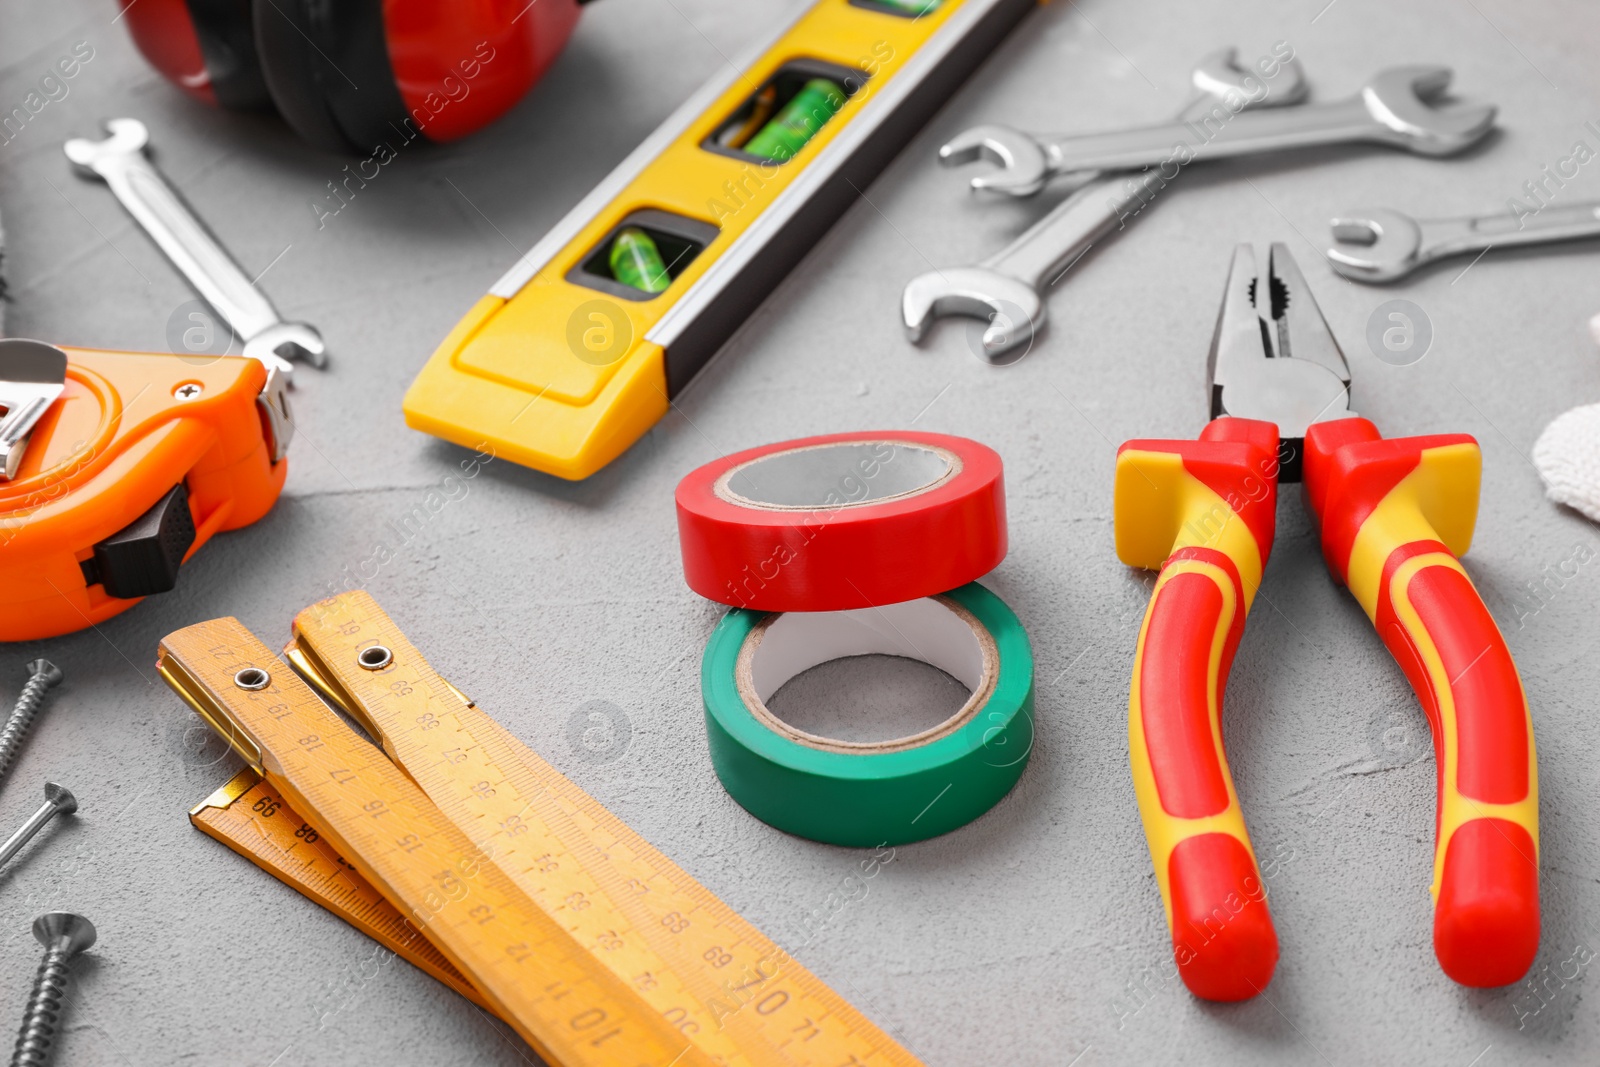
703,582,1033,846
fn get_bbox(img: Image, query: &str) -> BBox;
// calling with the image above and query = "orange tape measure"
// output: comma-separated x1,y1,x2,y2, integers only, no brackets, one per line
1,341,289,641
162,591,921,1066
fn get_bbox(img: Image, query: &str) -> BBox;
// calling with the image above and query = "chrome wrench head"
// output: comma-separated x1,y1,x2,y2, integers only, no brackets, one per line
902,267,1043,360
939,125,1050,198
1191,46,1308,108
1325,207,1423,283
1358,66,1497,156
242,321,327,374
911,49,1313,357
63,117,150,171
943,48,1309,197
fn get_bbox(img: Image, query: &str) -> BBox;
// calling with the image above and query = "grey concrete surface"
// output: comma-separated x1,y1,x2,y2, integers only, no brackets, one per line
2,0,1599,1063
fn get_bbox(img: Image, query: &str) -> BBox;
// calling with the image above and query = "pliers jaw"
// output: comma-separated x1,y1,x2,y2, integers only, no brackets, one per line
1207,243,1354,482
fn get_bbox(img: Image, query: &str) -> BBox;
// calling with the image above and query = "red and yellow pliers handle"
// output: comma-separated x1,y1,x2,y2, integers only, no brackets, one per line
1304,418,1538,988
1115,418,1282,1001
1115,415,1539,999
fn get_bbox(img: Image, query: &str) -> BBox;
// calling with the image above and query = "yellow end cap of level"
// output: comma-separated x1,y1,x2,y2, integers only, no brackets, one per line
403,294,669,481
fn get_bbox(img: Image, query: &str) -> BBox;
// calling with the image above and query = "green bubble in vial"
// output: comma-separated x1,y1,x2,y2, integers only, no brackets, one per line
743,79,846,161
871,0,945,13
608,227,671,294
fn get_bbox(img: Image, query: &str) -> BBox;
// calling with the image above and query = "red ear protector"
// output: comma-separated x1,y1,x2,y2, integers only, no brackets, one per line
120,0,582,151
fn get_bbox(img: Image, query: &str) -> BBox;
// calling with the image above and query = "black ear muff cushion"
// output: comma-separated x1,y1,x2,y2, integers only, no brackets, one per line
185,0,270,109
253,0,410,153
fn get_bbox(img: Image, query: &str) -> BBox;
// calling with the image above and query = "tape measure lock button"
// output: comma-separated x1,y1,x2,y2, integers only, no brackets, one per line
703,582,1034,847
77,482,197,599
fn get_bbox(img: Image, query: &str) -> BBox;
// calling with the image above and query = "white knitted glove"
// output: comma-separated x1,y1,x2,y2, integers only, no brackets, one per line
1534,401,1600,523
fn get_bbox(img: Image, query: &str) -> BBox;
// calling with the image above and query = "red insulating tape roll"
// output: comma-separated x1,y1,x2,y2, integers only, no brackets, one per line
676,431,1006,611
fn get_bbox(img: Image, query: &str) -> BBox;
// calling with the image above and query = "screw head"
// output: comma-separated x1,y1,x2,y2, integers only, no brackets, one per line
32,912,95,955
173,382,204,401
23,660,62,688
42,782,77,816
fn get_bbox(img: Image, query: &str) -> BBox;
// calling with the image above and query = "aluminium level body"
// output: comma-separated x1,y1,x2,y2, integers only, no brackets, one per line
403,0,1034,479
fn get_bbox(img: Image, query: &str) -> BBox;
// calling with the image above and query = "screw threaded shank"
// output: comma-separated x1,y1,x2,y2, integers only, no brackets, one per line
0,662,62,783
10,949,74,1067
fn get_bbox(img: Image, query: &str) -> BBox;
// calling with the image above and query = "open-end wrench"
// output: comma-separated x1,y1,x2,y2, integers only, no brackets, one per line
945,66,1495,198
64,119,326,380
1326,201,1600,283
905,48,1307,359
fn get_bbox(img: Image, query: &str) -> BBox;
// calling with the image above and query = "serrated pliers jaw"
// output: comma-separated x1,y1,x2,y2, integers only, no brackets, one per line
1207,243,1353,481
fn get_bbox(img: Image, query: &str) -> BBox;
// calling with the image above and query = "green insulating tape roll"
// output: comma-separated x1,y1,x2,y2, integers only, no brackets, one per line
608,227,671,293
701,582,1033,846
743,79,845,162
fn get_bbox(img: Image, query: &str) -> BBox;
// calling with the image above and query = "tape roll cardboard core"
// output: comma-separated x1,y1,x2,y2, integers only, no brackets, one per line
716,440,958,510
737,596,994,755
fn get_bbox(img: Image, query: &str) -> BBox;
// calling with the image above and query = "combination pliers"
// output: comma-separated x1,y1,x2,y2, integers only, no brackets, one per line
1114,244,1539,1001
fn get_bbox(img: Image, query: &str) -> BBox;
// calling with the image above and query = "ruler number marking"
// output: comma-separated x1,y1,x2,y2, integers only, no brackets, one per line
754,990,789,1016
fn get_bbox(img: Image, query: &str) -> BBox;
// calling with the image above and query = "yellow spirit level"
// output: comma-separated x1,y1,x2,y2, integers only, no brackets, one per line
403,0,1033,479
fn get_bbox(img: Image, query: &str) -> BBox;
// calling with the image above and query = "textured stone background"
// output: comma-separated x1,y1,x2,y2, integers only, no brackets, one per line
2,0,1598,1063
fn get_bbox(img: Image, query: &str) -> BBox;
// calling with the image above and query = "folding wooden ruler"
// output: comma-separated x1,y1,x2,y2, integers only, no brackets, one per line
160,591,920,1066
